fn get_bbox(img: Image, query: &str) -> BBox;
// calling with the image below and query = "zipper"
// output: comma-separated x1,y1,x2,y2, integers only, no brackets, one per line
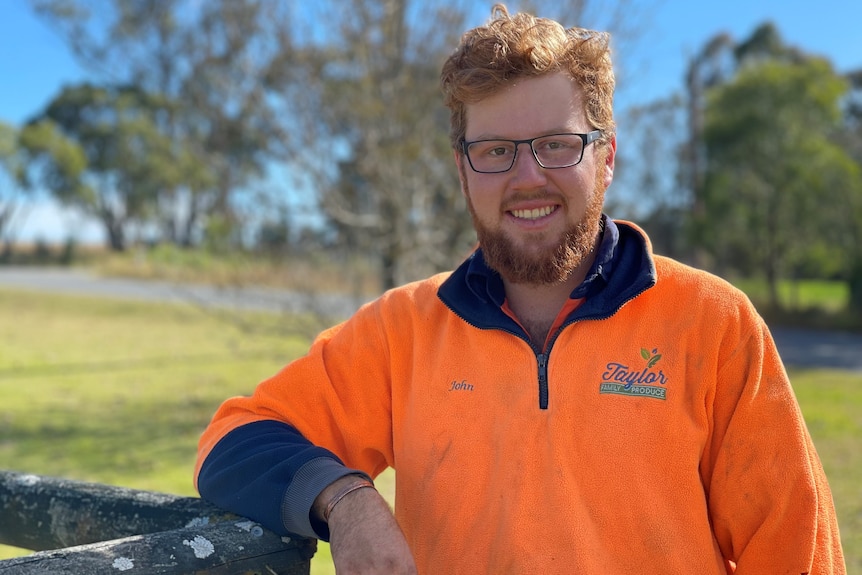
537,353,549,409
536,285,653,410
439,297,547,409
441,279,653,411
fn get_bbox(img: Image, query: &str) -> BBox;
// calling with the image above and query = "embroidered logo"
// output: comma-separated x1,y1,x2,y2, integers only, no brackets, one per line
599,347,668,400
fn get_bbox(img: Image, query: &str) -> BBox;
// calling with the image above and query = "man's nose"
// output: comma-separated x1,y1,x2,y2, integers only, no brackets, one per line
511,143,548,183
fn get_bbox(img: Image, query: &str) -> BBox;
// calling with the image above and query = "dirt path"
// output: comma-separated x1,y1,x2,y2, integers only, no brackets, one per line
768,326,862,372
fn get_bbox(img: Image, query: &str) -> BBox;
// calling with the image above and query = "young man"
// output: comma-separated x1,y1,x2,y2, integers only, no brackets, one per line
195,5,845,573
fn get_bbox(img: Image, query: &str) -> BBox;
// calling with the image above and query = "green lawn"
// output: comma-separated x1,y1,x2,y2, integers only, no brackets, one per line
731,277,849,312
788,367,862,571
0,287,858,572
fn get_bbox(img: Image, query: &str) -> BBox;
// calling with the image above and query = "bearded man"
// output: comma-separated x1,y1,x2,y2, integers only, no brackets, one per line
195,5,845,574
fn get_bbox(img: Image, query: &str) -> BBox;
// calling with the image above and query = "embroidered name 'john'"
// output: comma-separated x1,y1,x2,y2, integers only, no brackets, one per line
448,380,474,392
599,361,668,401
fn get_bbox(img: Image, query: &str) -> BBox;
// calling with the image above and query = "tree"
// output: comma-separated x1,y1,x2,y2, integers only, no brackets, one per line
271,0,647,289
699,50,854,308
678,32,735,267
30,0,297,247
614,96,689,259
623,22,862,314
31,0,648,288
0,122,28,253
281,1,474,289
19,84,178,251
837,68,862,312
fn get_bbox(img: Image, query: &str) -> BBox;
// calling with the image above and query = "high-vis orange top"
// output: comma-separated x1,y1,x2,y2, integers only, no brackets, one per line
196,219,845,574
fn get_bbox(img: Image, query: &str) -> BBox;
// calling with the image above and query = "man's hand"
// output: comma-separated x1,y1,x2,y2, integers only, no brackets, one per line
314,476,417,574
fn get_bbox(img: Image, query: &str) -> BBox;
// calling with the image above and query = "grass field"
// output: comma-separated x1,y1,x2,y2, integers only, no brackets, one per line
0,286,859,572
732,277,850,312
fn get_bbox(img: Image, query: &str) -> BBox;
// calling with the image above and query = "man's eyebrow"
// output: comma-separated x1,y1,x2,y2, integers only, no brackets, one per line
466,127,581,141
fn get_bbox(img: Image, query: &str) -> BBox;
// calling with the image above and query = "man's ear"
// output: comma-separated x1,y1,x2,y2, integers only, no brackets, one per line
602,135,617,189
454,150,469,198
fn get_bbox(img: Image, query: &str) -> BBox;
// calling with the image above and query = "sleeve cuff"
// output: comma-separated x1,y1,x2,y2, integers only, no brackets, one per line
281,456,372,540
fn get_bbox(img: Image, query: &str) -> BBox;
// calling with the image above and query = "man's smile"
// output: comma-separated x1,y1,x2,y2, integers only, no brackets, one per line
509,205,558,220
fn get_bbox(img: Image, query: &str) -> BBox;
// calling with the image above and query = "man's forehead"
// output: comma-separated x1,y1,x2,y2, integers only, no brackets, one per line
464,73,588,139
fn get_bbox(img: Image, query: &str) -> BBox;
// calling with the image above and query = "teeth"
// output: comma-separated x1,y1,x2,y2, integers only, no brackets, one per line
511,206,555,220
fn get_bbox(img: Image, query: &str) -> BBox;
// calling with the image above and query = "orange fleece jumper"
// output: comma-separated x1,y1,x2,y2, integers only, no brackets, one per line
196,221,845,574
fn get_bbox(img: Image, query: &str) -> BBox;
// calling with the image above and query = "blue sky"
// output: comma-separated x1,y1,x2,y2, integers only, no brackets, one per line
2,0,861,244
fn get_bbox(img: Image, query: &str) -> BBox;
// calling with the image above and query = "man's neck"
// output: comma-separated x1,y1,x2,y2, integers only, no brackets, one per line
503,250,597,346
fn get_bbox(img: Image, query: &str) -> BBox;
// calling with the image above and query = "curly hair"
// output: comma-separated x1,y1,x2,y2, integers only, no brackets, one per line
440,4,616,150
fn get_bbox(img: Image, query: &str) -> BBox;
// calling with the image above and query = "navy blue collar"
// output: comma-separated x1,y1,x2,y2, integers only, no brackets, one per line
464,216,619,307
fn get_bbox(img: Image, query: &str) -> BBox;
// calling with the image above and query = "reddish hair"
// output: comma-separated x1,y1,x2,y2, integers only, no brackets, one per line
441,4,616,149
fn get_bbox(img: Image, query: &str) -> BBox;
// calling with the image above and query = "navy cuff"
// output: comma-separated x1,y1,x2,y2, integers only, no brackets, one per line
284,457,372,540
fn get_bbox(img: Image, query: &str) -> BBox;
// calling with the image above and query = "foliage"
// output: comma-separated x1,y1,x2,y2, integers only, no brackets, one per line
616,23,862,313
615,96,689,259
699,54,859,309
27,0,649,289
29,0,299,249
839,72,862,312
294,2,475,288
18,84,191,250
16,118,88,191
0,122,28,247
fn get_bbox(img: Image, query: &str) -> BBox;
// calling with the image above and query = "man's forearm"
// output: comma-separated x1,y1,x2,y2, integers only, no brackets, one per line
196,420,367,539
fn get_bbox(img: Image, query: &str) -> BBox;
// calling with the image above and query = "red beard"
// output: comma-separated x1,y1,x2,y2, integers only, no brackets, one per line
463,168,606,286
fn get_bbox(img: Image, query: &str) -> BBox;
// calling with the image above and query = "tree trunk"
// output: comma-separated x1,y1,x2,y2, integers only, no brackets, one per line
849,259,862,313
105,220,126,251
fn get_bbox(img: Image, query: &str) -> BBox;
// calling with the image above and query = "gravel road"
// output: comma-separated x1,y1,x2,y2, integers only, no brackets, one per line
2,266,860,372
0,265,366,318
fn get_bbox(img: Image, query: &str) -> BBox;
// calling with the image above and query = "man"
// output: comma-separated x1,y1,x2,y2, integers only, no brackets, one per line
196,5,845,573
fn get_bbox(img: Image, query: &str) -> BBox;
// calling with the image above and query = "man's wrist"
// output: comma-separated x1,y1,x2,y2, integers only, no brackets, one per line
313,474,376,525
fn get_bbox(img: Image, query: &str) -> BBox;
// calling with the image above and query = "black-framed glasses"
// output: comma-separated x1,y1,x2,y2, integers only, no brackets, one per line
461,130,602,174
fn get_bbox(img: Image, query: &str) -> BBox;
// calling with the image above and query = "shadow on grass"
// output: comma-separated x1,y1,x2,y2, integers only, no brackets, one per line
0,393,215,492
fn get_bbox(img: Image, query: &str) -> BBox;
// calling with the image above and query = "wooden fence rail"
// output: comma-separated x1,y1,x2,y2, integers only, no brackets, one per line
0,470,316,574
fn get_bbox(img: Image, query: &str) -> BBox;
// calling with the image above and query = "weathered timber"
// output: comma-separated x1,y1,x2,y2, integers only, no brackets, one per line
0,470,317,574
0,517,316,575
0,470,236,551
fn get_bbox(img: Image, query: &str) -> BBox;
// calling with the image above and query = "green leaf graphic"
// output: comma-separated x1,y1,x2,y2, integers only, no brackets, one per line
640,348,650,360
647,354,662,368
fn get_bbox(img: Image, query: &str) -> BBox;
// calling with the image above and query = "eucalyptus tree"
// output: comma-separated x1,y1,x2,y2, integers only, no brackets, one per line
18,84,183,251
838,69,862,311
700,50,855,308
31,0,646,289
30,0,298,247
0,122,27,250
615,96,689,259
270,0,647,289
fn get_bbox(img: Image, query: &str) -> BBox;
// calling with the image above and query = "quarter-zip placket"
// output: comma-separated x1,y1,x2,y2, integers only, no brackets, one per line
535,282,654,410
537,353,549,409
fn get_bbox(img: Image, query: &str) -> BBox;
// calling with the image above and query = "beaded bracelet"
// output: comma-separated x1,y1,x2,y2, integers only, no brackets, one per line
323,477,376,523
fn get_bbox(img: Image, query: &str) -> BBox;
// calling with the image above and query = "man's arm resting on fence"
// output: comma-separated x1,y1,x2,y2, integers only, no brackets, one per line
312,474,417,574
196,419,371,540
